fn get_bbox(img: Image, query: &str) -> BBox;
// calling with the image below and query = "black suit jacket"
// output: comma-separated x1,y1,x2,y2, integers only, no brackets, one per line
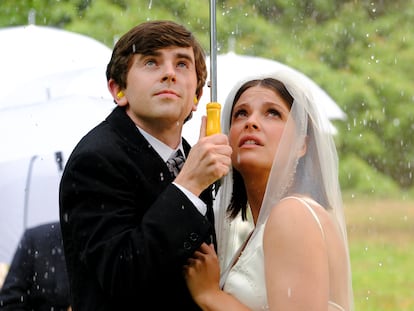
59,106,215,310
0,222,70,311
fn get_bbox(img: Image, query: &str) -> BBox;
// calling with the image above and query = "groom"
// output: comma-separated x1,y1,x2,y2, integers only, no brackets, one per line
59,20,232,310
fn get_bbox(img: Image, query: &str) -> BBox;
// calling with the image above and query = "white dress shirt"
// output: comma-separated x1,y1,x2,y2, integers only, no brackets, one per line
137,126,207,216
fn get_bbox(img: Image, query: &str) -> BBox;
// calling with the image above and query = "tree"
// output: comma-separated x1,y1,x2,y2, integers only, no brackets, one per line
0,0,412,193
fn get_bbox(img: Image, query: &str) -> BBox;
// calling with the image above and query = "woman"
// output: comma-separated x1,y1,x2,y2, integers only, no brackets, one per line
184,71,354,310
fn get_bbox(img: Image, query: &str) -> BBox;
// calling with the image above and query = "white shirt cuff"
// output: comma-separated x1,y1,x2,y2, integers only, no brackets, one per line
172,182,207,215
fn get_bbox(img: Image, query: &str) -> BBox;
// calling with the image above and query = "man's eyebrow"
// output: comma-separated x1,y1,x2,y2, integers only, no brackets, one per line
141,50,161,57
140,51,194,63
175,52,194,63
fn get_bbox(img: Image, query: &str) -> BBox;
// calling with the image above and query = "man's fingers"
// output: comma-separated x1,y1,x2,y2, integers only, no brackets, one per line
199,116,207,140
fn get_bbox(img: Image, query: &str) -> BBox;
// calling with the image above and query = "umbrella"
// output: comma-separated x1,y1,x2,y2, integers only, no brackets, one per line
0,95,115,264
0,24,111,109
0,25,114,264
0,94,114,162
183,52,346,145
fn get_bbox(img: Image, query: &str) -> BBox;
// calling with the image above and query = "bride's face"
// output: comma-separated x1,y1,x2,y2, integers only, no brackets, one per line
229,85,291,175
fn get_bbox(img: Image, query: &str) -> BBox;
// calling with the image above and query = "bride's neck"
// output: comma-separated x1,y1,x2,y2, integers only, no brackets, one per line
242,171,269,224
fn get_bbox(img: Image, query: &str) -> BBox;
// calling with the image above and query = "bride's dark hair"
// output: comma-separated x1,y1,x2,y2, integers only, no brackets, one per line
227,78,294,221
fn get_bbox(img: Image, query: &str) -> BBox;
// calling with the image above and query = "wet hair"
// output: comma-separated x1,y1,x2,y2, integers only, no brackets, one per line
106,20,207,99
227,78,294,221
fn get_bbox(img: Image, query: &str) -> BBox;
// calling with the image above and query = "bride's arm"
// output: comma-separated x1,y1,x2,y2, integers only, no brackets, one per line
263,199,330,311
183,243,251,311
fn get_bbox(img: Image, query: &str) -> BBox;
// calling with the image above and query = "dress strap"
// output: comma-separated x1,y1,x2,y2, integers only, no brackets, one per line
280,196,325,240
328,301,346,311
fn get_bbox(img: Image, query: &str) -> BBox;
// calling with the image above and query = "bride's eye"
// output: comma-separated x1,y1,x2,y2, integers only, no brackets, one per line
233,108,248,119
267,108,281,118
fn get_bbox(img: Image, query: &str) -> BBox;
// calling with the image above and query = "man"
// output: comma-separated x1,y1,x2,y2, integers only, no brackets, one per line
0,222,71,310
59,20,232,310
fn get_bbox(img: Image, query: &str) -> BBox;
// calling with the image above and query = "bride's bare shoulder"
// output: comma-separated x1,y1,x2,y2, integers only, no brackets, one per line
264,196,328,243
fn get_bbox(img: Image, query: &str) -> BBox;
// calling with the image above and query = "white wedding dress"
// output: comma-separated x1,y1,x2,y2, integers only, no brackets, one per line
222,197,346,311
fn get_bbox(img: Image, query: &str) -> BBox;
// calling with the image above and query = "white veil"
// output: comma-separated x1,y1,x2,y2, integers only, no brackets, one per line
214,69,353,309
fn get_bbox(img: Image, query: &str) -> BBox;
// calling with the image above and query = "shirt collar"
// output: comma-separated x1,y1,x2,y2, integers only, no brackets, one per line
136,126,184,162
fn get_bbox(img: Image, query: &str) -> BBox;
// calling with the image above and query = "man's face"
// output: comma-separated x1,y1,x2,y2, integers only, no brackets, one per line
122,46,198,136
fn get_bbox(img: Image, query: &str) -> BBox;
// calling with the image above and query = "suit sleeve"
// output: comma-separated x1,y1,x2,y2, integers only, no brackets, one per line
0,230,34,310
60,148,213,299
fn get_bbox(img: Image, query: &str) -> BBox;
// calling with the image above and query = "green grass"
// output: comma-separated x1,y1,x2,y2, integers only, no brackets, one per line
344,195,414,310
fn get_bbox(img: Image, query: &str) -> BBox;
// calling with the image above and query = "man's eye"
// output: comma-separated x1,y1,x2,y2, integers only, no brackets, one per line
145,60,156,66
177,61,189,68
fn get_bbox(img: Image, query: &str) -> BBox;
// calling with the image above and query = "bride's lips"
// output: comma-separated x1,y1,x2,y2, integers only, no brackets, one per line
239,135,263,147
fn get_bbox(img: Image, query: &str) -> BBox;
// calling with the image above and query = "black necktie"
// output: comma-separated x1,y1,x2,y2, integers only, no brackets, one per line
166,150,185,178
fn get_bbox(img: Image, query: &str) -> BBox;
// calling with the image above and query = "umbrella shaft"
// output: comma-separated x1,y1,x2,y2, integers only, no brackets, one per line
209,0,217,102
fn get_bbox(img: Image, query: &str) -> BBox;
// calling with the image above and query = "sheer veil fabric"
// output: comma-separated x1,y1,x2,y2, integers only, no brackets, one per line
214,70,354,310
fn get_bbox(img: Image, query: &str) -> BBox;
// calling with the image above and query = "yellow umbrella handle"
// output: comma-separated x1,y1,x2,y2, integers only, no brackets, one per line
206,102,221,135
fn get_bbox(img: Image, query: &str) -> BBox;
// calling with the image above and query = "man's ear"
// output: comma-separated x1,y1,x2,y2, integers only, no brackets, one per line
192,89,203,111
108,79,127,106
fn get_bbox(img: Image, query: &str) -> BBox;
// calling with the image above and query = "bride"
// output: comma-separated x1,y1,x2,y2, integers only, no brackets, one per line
184,70,354,311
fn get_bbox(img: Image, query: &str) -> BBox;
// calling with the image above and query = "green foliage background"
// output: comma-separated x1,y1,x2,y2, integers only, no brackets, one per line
1,0,413,195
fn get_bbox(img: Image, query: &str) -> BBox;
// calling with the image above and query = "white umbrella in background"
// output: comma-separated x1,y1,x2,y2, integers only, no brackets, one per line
0,95,115,264
183,52,346,145
0,24,112,109
0,25,114,264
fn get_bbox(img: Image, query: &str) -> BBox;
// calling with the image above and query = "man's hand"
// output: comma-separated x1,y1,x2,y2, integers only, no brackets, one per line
175,116,232,196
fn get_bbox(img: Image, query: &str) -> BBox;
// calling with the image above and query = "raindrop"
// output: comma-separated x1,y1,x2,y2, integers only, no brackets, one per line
378,262,383,267
392,118,400,127
148,0,153,10
28,8,36,25
160,172,165,181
